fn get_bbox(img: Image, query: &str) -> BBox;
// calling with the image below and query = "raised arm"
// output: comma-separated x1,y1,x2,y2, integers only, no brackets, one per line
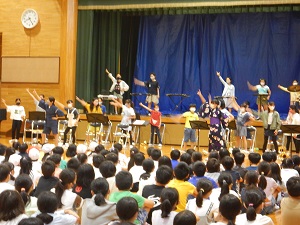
278,84,289,93
33,89,42,100
216,71,227,86
139,102,152,112
75,96,87,107
54,100,65,110
134,78,145,87
106,68,115,82
110,98,123,108
197,89,206,104
26,88,38,101
247,81,257,91
1,99,8,108
231,97,240,112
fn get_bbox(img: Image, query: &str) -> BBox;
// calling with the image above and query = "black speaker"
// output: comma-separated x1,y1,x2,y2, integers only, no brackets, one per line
0,108,7,121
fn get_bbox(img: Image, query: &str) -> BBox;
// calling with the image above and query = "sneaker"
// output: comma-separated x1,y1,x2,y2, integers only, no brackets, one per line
158,144,162,147
148,143,153,147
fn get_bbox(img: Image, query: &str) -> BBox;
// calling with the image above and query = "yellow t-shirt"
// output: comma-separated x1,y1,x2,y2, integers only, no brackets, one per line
183,111,199,128
167,179,196,212
85,103,103,114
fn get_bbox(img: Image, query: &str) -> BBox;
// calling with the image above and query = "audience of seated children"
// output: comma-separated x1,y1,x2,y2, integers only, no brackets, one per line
109,171,154,225
142,165,173,224
170,149,181,169
220,156,241,193
186,178,218,225
152,187,179,225
0,190,28,224
281,176,300,224
236,188,274,225
246,152,261,171
167,162,197,212
32,191,79,225
110,197,139,225
33,160,59,197
100,160,118,194
81,178,118,225
204,158,221,184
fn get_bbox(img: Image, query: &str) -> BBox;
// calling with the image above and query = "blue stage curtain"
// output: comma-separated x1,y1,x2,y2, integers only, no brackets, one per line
132,12,300,115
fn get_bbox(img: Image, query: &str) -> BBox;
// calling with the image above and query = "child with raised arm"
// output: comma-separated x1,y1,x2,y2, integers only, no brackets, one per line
105,68,129,114
139,102,162,147
216,71,235,112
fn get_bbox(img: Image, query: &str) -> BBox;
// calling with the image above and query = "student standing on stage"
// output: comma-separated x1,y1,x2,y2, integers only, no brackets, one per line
283,105,300,154
26,89,45,112
197,89,228,151
1,98,26,142
38,96,65,146
259,101,281,153
134,73,160,108
278,80,300,109
216,71,235,112
247,78,271,111
139,102,162,147
105,68,129,114
231,99,255,150
55,100,80,145
181,104,199,150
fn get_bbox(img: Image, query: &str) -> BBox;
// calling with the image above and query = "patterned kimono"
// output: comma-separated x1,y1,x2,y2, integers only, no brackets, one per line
199,102,228,151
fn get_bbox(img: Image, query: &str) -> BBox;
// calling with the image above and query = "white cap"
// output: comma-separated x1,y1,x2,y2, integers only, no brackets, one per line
41,144,55,153
28,148,40,161
89,141,98,152
77,144,88,154
8,154,22,166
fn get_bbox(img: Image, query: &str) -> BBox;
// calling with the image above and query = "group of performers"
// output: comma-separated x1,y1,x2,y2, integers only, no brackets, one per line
2,69,300,155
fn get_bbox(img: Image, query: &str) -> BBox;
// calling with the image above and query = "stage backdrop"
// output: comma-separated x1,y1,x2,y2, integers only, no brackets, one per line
132,12,300,115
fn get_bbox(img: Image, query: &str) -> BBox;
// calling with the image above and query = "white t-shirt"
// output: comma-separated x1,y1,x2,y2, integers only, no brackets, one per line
121,105,135,131
129,165,144,183
61,189,78,210
152,210,178,225
106,176,119,194
7,105,25,121
0,214,28,225
186,198,218,225
31,211,77,225
25,196,38,216
0,182,15,193
209,188,240,205
263,176,279,201
235,213,274,225
281,168,299,186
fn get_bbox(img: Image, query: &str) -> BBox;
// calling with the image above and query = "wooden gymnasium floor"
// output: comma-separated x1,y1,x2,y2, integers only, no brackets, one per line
1,136,281,225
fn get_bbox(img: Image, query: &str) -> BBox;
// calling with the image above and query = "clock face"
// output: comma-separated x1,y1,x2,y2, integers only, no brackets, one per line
21,9,39,29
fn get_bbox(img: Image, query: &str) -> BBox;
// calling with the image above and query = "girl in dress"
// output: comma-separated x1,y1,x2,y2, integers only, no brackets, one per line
216,72,235,112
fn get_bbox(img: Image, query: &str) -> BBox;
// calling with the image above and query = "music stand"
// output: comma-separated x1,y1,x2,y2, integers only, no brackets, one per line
86,113,106,142
280,125,300,156
225,120,237,147
131,120,149,147
166,94,189,112
29,111,45,121
190,120,209,151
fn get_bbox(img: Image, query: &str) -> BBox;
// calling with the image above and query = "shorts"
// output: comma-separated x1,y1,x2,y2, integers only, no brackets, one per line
137,208,148,225
113,92,123,99
184,128,196,142
146,95,159,104
256,96,268,106
235,125,247,137
43,125,58,135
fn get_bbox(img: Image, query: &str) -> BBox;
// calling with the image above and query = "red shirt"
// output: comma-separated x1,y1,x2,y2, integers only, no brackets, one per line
150,111,161,127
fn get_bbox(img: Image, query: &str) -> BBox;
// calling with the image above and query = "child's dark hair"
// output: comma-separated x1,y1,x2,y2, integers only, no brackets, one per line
18,218,43,225
192,151,202,162
151,149,161,161
127,147,139,171
248,153,261,165
257,161,270,190
95,144,105,154
208,151,219,160
20,156,33,175
66,144,77,158
192,161,206,177
12,141,21,150
113,143,123,152
268,162,282,185
262,152,273,163
286,176,300,197
219,149,230,161
0,144,7,158
156,165,173,185
3,147,16,162
2,162,15,181
36,191,58,224
233,152,245,165
170,149,180,160
142,159,155,174
0,164,11,182
160,188,179,218
55,169,76,208
76,153,87,164
219,194,241,225
48,154,61,166
218,173,233,200
206,158,220,173
76,164,95,188
116,197,138,221
93,154,105,168
231,147,241,156
282,158,294,169
292,155,300,167
222,156,234,170
19,143,28,154
173,210,197,225
174,162,190,180
100,160,116,178
195,178,213,208
133,153,145,166
67,157,81,172
147,146,154,157
15,174,33,207
180,153,192,165
115,171,133,190
186,149,195,156
91,178,110,206
244,189,264,221
158,156,172,169
52,146,64,156
41,160,56,178
106,152,119,164
0,190,25,222
245,170,259,189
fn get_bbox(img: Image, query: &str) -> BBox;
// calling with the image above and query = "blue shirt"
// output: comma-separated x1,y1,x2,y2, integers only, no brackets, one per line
171,159,179,169
39,100,64,127
100,104,107,114
188,175,218,189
